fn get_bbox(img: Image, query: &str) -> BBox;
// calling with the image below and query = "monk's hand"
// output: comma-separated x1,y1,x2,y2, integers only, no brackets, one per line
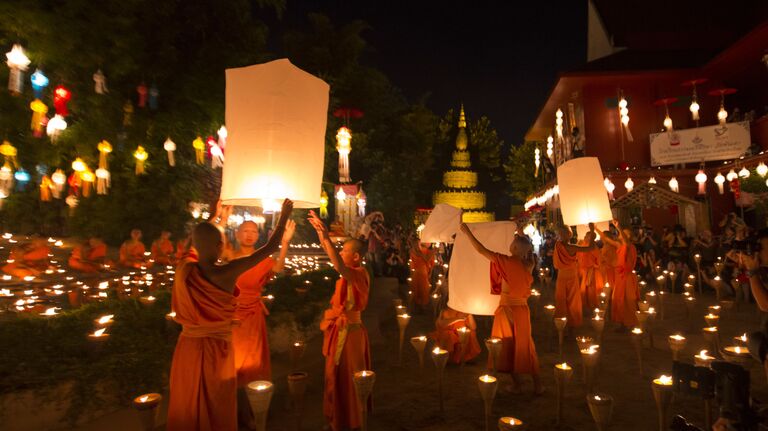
282,219,296,244
308,210,329,241
277,199,294,224
588,222,595,232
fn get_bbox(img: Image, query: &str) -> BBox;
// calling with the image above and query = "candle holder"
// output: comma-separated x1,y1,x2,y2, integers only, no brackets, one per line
353,371,376,431
714,260,724,278
704,313,719,328
555,317,567,358
723,346,752,366
720,300,734,317
554,363,573,425
431,293,441,319
713,276,724,301
132,393,162,431
457,326,471,367
684,296,695,320
287,372,308,431
638,301,650,312
498,417,525,430
397,313,411,366
734,333,748,347
395,305,407,316
88,328,110,354
580,345,600,393
655,275,666,294
587,393,613,431
702,327,720,354
431,347,449,416
668,334,687,361
478,374,499,431
684,280,695,296
485,337,502,375
591,316,605,343
410,336,427,370
289,340,306,372
694,350,715,368
576,336,594,352
246,381,274,431
669,271,678,293
707,305,721,316
652,375,674,431
635,310,648,332
646,309,657,348
694,254,702,294
631,328,644,373
392,298,403,308
544,304,555,331
658,291,667,320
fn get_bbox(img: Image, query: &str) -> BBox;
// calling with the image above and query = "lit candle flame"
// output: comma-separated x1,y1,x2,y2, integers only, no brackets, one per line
740,333,748,342
670,334,685,341
479,374,497,383
632,327,643,334
92,328,106,337
655,375,673,385
139,395,149,403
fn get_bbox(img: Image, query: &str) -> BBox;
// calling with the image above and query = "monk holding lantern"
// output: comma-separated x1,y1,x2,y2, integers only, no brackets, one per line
554,225,596,327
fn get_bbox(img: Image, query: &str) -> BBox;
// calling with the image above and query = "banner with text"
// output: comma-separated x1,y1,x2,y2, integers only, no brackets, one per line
649,121,750,166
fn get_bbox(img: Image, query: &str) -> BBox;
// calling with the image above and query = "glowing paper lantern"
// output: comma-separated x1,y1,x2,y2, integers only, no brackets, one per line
208,136,224,169
618,96,633,141
356,188,366,217
221,59,329,208
30,69,48,99
6,44,30,94
95,168,110,195
557,158,613,228
714,172,726,194
217,126,227,148
53,85,71,116
81,169,95,197
93,69,108,94
46,114,67,141
669,177,679,193
726,169,738,182
603,177,615,200
71,158,86,173
97,140,112,170
163,138,176,166
421,203,463,244
319,190,329,219
648,176,657,184
546,135,554,159
29,99,48,136
757,162,768,178
695,170,707,195
336,126,352,183
192,137,205,164
51,169,66,198
624,177,634,192
534,147,541,177
133,146,148,175
555,109,564,140
738,167,750,179
448,221,517,315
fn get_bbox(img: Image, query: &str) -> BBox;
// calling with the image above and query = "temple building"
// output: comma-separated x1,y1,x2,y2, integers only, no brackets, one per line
433,106,495,223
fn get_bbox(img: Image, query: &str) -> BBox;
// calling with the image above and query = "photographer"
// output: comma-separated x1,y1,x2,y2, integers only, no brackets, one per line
737,228,768,381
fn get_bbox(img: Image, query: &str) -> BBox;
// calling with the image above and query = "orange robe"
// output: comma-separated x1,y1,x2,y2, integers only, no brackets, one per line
233,258,274,386
322,266,371,431
489,253,540,374
430,313,481,364
119,241,147,268
69,244,107,273
151,239,175,265
578,245,603,310
409,249,434,306
1,245,50,277
554,242,582,327
167,257,237,431
600,242,617,291
612,243,639,327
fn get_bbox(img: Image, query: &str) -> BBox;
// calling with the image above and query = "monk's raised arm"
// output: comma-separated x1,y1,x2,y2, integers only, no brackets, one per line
308,210,355,281
460,223,495,261
272,219,296,273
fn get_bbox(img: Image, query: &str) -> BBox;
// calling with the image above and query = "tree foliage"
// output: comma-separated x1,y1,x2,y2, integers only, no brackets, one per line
504,141,543,204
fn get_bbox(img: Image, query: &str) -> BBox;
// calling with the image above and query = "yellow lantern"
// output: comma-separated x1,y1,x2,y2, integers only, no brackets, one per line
39,175,52,201
133,146,148,175
97,140,112,170
29,99,48,135
71,157,86,173
336,126,352,183
81,169,95,197
0,140,17,168
319,189,329,219
192,137,205,165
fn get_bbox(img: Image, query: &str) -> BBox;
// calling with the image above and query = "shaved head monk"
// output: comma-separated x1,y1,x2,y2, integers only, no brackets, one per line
308,210,371,431
119,229,148,269
554,225,596,327
166,198,293,431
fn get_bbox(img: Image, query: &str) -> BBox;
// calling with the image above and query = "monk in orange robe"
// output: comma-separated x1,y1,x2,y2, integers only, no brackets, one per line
554,226,596,327
151,230,175,266
69,238,110,273
308,210,371,431
1,237,50,277
578,232,603,310
119,229,148,268
409,240,435,308
601,220,639,328
461,223,543,394
166,199,293,431
430,306,481,364
600,232,618,293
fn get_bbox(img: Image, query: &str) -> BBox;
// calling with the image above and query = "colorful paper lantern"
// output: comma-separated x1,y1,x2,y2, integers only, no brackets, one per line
93,69,108,94
53,85,71,116
133,146,148,175
51,169,66,198
6,44,30,94
726,169,738,182
546,135,554,159
163,138,176,166
97,140,112,170
30,69,48,99
29,99,48,136
71,158,86,173
192,137,205,164
0,140,18,168
39,175,52,201
336,126,352,183
46,114,67,141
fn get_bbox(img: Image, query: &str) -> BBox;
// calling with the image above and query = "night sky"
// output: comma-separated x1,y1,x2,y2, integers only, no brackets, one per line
275,0,587,147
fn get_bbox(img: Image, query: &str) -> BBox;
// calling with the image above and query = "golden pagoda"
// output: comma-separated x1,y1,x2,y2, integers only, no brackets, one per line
432,105,495,223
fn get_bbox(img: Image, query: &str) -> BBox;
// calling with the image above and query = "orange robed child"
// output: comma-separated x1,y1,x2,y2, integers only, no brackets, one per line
409,240,435,307
430,306,481,364
69,238,110,273
151,230,176,266
578,231,603,310
461,223,544,394
1,237,51,277
119,229,149,269
601,220,639,328
308,210,372,431
554,226,596,327
224,219,295,428
166,199,293,431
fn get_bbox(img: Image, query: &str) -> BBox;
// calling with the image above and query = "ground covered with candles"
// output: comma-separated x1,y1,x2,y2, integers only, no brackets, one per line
58,277,768,431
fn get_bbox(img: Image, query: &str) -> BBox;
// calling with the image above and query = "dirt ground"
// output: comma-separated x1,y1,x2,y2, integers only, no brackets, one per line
261,277,768,431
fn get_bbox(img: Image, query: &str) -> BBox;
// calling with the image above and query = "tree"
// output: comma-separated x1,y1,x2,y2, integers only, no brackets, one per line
504,141,543,205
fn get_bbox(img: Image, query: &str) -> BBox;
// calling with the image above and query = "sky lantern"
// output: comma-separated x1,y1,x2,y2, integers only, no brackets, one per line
557,157,612,236
421,203,463,244
6,44,31,94
220,59,329,209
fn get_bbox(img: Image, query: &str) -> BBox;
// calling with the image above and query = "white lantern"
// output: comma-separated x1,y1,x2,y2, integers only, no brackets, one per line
557,157,613,227
421,203,463,244
163,138,176,166
757,162,768,178
739,167,750,179
726,169,738,182
663,114,673,131
6,44,31,93
718,105,728,125
714,172,726,194
546,135,554,159
603,177,615,200
336,126,352,183
695,170,708,195
217,125,228,148
336,187,347,201
555,109,564,139
690,101,700,121
220,59,329,208
534,147,541,175
46,114,67,141
624,177,634,192
669,177,679,193
648,176,657,184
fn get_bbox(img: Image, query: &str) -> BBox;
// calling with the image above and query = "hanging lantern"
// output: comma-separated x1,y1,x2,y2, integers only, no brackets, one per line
695,169,708,195
93,69,108,94
689,99,700,121
546,135,554,159
29,99,48,137
192,136,205,164
136,82,148,108
65,194,78,215
133,146,148,175
534,147,541,177
0,140,18,168
163,138,176,166
208,136,224,169
618,96,633,142
624,177,634,192
123,101,133,126
46,114,67,141
604,177,615,200
669,177,679,193
53,85,71,116
555,108,564,140
39,175,52,201
51,169,66,198
5,44,31,94
357,187,367,217
217,125,227,149
71,157,86,173
80,169,95,197
726,169,738,182
714,172,726,194
95,168,110,195
336,126,352,183
648,176,657,184
148,84,159,110
739,166,750,179
319,190,329,219
30,69,48,99
97,140,112,170
336,187,347,201
717,104,728,125
663,113,673,131
757,162,768,178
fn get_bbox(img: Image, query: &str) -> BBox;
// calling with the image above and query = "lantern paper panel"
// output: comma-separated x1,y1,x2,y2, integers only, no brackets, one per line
557,157,613,227
421,203,463,244
448,221,517,316
221,59,329,208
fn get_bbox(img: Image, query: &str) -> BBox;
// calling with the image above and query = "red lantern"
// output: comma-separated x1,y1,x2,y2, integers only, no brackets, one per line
136,83,147,108
53,85,72,116
730,179,741,200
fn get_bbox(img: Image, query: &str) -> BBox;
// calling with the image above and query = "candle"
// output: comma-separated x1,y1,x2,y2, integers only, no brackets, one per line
555,362,572,370
88,327,109,341
40,307,59,317
432,347,447,355
95,314,114,325
703,326,718,333
133,392,161,408
653,375,673,386
694,349,715,367
498,417,524,427
544,304,555,311
631,327,643,335
479,374,497,383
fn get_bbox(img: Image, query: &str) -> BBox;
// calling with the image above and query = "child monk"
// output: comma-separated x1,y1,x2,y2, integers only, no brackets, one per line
1,237,50,277
409,239,435,308
119,229,148,268
601,220,639,329
166,199,292,431
151,230,175,266
308,210,371,431
228,219,295,428
430,305,481,364
461,223,543,394
69,237,110,273
554,226,596,327
578,231,603,310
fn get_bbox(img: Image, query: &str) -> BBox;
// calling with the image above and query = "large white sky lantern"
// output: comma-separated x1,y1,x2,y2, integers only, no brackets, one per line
448,221,517,316
557,157,613,230
221,59,329,208
421,203,462,244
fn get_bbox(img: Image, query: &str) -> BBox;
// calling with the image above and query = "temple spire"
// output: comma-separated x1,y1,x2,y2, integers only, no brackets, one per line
455,104,468,151
458,103,466,129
